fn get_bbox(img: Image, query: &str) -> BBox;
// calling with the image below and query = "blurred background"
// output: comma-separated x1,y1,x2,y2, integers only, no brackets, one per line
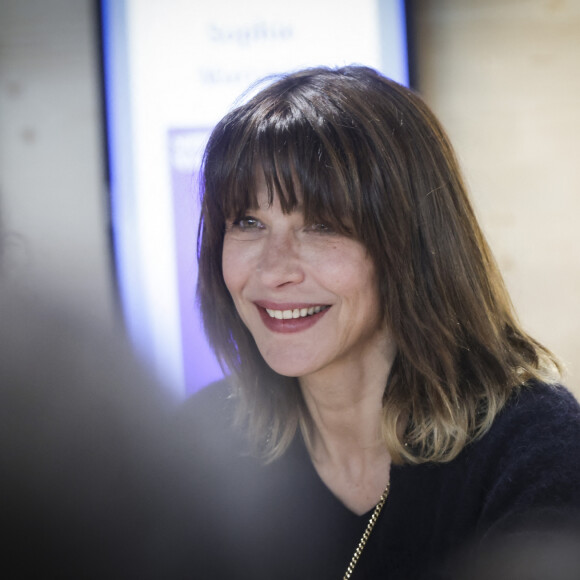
1,0,578,399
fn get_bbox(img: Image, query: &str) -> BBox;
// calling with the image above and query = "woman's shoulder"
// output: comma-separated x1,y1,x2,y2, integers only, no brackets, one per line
471,381,580,527
446,383,580,576
509,380,579,412
473,380,580,473
487,381,580,446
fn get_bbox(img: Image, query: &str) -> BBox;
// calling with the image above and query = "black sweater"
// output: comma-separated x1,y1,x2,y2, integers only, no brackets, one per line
177,381,580,579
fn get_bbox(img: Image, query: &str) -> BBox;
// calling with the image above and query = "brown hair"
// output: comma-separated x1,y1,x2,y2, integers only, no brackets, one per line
197,66,559,464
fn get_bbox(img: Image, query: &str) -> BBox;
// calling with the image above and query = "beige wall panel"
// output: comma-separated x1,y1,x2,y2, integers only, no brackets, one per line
414,0,580,396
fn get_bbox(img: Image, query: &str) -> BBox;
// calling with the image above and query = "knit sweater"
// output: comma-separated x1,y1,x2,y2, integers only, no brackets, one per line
177,381,580,579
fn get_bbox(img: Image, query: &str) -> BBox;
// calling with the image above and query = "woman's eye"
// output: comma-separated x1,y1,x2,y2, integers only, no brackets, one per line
307,223,333,234
231,216,263,230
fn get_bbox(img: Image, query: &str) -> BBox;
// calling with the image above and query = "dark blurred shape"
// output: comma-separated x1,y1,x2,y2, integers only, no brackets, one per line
451,518,580,580
0,283,201,578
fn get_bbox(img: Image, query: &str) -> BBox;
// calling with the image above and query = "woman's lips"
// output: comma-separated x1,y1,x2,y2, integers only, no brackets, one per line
255,303,330,333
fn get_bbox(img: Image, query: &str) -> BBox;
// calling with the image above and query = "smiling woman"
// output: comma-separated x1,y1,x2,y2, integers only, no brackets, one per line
181,66,580,579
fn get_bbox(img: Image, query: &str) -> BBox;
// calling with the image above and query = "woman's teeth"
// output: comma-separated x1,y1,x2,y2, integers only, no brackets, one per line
265,306,327,320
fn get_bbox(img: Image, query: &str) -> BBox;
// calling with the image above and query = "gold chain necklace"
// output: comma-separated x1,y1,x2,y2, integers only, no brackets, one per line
343,482,391,580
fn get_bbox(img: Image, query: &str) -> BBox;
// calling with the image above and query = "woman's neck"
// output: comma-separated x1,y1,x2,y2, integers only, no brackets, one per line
302,375,385,458
299,356,394,514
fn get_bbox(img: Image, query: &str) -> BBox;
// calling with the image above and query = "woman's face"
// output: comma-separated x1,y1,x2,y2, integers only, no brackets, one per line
222,176,393,384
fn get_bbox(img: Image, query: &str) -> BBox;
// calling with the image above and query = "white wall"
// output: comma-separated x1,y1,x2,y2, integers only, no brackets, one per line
0,0,115,323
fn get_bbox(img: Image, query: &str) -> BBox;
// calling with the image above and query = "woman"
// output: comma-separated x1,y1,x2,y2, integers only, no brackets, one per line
184,66,580,579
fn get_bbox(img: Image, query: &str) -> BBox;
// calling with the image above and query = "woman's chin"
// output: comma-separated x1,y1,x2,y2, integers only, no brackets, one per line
257,349,319,380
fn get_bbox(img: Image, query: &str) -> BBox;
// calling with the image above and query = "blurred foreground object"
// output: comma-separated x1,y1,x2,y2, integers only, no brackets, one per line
451,524,580,580
0,283,198,578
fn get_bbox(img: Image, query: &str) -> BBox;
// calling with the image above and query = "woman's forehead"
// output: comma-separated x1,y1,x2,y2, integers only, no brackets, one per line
250,170,304,210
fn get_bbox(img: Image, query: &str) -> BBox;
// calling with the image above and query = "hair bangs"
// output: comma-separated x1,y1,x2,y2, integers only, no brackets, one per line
207,92,360,237
256,130,356,238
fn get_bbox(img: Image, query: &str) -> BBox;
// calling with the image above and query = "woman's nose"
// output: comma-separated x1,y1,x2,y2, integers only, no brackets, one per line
256,231,305,288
